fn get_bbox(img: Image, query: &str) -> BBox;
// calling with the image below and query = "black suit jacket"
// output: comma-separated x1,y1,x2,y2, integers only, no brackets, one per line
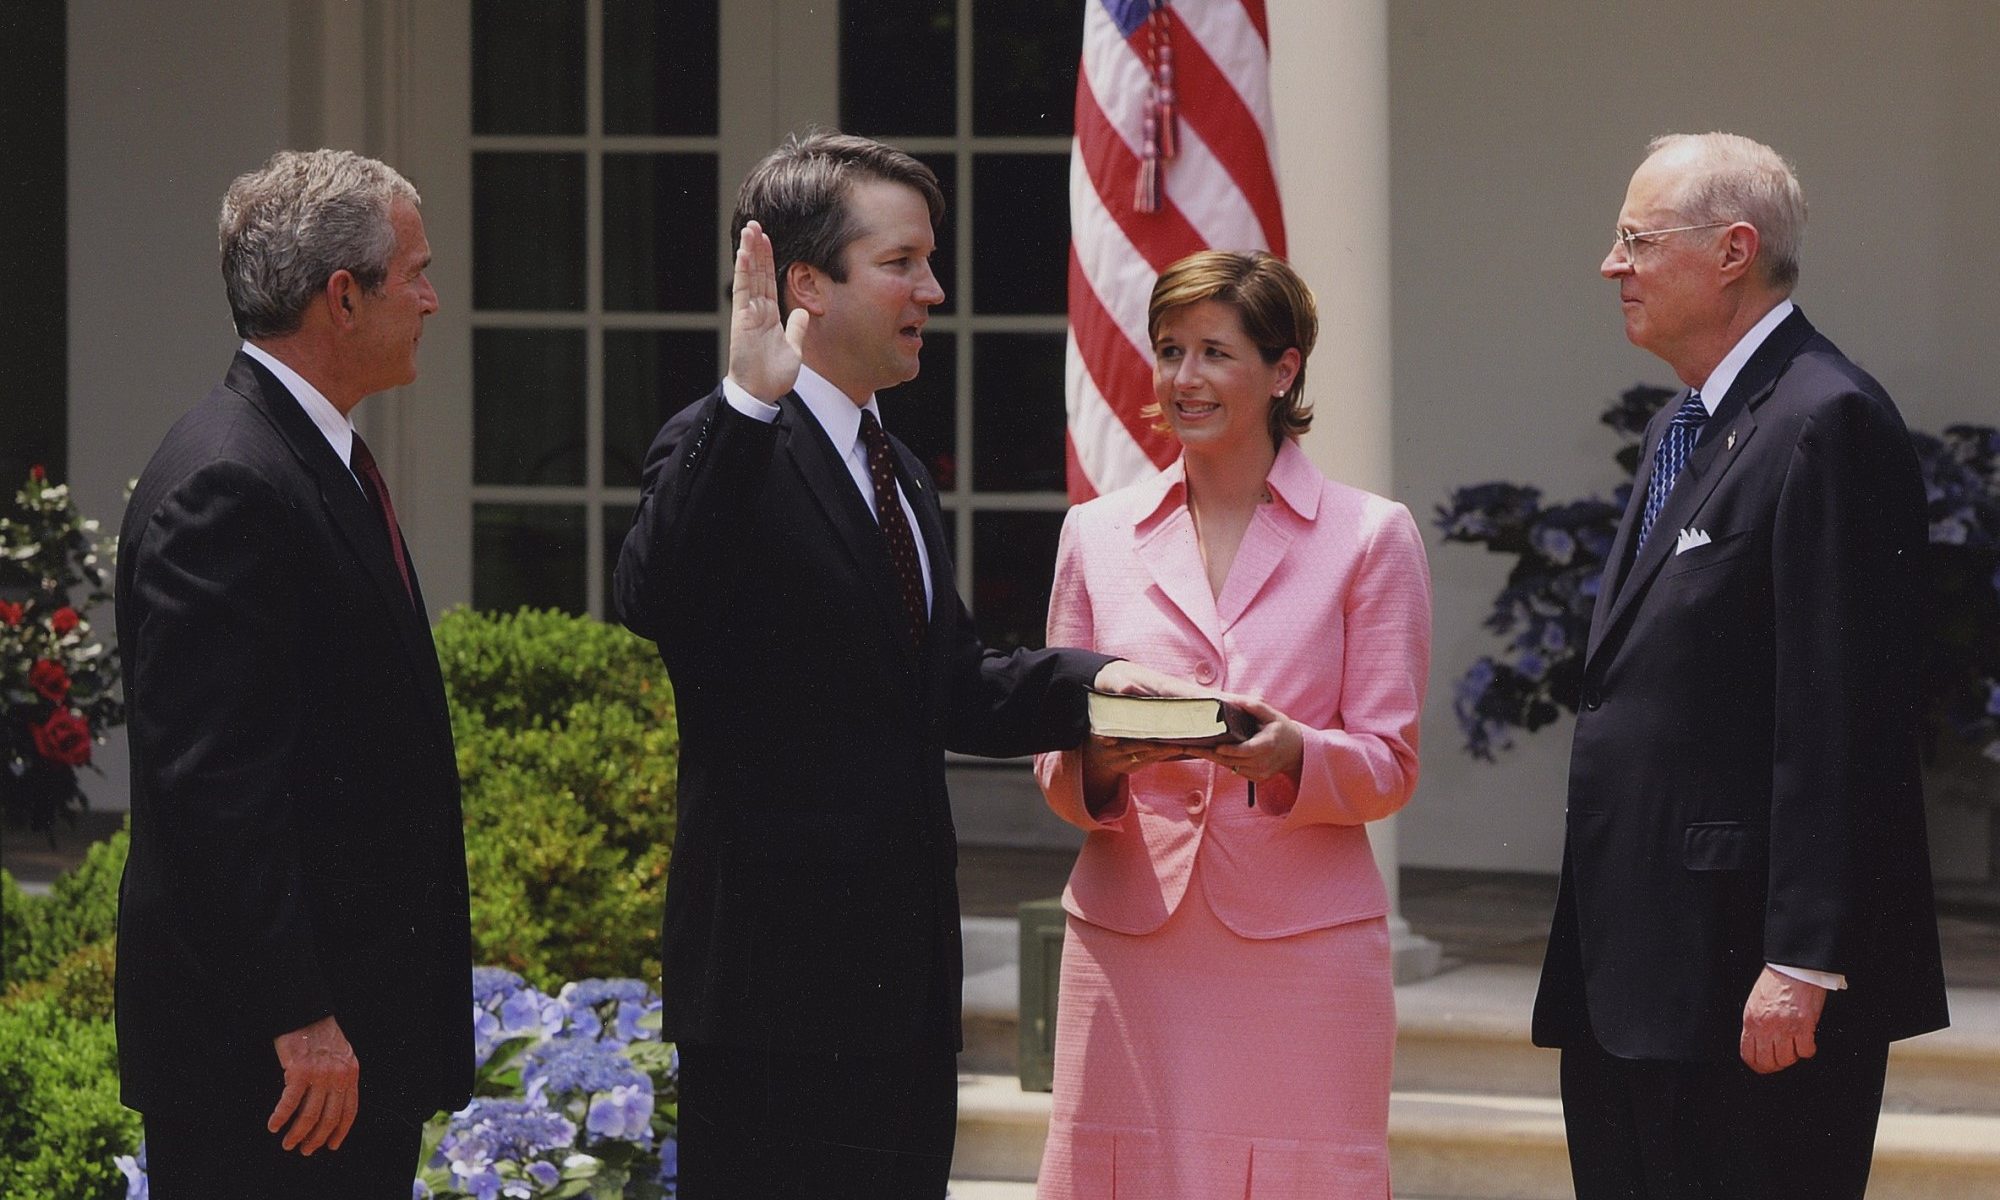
1533,309,1949,1062
615,388,1110,1055
115,352,472,1120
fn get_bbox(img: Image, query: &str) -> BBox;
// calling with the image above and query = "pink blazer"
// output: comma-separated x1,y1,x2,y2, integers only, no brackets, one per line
1037,440,1432,938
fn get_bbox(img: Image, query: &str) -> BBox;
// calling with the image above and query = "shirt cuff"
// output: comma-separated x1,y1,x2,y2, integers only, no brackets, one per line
721,376,782,423
1769,962,1847,991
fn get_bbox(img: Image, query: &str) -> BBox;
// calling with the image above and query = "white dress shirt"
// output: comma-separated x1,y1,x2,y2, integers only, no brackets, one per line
721,367,934,613
240,341,363,491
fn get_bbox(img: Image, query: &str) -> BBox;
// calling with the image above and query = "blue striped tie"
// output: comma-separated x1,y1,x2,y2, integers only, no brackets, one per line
1637,391,1710,550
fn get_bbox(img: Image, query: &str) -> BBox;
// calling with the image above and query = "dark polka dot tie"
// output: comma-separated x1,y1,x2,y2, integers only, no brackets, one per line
858,410,928,646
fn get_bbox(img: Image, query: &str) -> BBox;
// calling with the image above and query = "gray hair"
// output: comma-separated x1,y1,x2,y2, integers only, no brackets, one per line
1647,132,1806,291
219,149,420,339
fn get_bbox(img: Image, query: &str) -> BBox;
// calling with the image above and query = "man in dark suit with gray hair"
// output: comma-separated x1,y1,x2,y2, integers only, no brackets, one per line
1532,132,1948,1199
117,148,470,1198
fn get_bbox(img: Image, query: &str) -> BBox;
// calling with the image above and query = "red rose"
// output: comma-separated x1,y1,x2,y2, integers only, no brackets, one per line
31,709,92,767
29,464,46,481
49,606,81,636
29,659,72,703
0,600,21,626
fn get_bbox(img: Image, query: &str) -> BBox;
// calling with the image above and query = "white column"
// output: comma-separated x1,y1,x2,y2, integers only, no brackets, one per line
1269,0,1440,983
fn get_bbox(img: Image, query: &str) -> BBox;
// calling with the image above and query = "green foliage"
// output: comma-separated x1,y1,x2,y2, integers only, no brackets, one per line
1,826,126,990
6,938,119,1022
0,996,139,1200
437,608,677,990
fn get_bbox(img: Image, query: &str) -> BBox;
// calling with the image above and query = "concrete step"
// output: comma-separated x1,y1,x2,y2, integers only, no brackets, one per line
965,925,2000,1118
1395,964,2000,1116
953,1074,2000,1199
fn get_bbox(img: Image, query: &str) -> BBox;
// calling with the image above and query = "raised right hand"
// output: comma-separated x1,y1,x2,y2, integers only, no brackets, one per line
268,1013,360,1155
728,220,810,402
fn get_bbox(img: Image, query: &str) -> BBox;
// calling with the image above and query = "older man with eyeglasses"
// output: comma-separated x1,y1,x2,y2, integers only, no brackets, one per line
1530,133,1948,1199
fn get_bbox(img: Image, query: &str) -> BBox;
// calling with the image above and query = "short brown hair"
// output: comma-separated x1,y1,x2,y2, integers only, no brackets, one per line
1147,250,1319,446
730,131,945,312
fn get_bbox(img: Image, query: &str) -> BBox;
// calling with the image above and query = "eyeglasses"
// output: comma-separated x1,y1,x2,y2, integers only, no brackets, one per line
1610,221,1734,264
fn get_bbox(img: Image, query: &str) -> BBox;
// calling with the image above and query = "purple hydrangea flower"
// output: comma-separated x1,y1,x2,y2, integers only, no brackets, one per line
658,1135,679,1195
615,995,665,1043
115,1140,148,1200
472,967,528,1005
522,1038,650,1103
526,1160,562,1190
437,1098,578,1182
1531,525,1576,566
561,978,652,1008
586,1082,656,1143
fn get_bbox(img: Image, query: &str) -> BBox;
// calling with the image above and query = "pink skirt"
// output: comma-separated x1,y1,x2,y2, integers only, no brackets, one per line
1037,864,1394,1199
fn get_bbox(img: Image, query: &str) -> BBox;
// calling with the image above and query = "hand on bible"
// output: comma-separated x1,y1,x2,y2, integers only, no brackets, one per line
1091,659,1206,699
268,1013,360,1155
727,220,809,402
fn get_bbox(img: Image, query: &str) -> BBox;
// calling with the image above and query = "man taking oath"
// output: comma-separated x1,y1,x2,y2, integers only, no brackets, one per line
615,132,1174,1199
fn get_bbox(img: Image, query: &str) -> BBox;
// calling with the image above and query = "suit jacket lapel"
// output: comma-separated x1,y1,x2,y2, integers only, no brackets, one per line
1133,504,1225,658
1586,411,1666,662
890,437,948,628
1588,310,1811,663
777,393,923,678
1215,442,1314,629
229,354,438,671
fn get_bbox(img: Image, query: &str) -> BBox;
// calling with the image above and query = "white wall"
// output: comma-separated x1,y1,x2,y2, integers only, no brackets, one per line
68,1,309,810
1383,0,2000,871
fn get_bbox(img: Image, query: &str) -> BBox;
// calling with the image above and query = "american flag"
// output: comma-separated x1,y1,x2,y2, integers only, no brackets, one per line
1066,0,1288,501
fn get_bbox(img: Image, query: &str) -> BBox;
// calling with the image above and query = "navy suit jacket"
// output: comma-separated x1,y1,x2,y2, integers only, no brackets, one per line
1533,309,1949,1061
115,352,472,1120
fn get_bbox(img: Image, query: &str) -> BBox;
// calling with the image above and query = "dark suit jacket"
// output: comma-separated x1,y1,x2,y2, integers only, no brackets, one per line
115,352,472,1121
615,388,1111,1055
1533,309,1949,1062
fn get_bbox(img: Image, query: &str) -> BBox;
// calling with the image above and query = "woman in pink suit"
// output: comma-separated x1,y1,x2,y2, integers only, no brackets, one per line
1035,250,1431,1199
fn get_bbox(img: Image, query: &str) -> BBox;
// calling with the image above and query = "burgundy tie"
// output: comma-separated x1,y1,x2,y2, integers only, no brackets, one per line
857,411,928,646
349,433,415,605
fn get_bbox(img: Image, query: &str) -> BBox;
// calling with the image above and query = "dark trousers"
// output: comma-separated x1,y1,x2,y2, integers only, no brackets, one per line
143,1102,423,1200
676,1041,958,1200
1559,1032,1890,1200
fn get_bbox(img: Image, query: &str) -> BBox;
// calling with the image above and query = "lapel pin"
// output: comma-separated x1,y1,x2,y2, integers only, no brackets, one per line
1726,430,1737,451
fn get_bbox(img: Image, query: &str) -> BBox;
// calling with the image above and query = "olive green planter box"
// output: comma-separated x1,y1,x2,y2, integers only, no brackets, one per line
1017,897,1066,1092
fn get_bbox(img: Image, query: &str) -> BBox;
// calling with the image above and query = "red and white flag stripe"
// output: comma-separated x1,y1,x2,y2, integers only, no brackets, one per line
1066,0,1287,501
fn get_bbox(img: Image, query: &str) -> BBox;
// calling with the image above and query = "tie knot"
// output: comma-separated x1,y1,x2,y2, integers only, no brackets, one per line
1672,392,1709,428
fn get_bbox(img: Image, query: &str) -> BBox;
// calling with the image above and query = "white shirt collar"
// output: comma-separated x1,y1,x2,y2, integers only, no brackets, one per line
1696,298,1795,415
240,341,355,468
791,363,884,461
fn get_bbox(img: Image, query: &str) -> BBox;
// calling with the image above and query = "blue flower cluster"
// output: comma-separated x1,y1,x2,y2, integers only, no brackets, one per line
1909,424,2000,760
1440,389,2000,765
112,972,678,1200
431,973,678,1198
1435,477,1625,760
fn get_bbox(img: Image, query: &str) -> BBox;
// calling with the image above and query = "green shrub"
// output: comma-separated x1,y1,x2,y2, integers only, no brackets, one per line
1,826,126,990
437,608,677,990
0,996,138,1200
5,937,118,1022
